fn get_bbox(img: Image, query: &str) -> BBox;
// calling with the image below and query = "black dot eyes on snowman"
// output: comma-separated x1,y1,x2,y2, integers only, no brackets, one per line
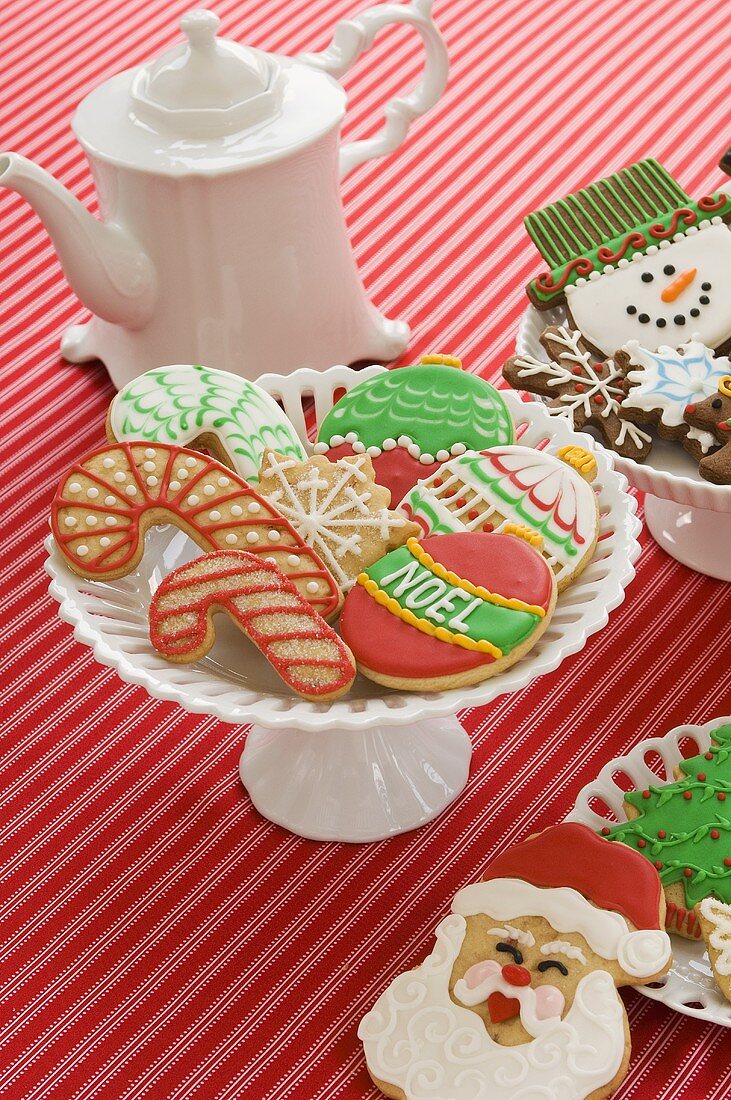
664,264,676,276
537,960,569,976
712,398,723,409
496,942,523,964
641,272,654,283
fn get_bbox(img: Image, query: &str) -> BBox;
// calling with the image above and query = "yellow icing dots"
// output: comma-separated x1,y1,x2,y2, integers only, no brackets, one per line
503,523,543,549
405,538,546,618
356,575,503,658
420,354,463,369
719,376,731,398
557,444,597,481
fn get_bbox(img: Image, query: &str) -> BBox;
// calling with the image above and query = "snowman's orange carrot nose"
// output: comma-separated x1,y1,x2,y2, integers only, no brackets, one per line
661,268,697,302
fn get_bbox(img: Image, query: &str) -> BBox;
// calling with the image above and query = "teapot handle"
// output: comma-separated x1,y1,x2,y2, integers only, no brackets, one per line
299,0,448,180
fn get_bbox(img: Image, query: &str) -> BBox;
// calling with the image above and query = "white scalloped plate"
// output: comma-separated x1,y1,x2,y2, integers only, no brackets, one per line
45,372,641,732
567,716,731,1027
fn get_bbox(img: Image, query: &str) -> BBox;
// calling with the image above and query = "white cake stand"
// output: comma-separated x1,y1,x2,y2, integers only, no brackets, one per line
517,306,731,580
45,366,641,843
567,716,731,1027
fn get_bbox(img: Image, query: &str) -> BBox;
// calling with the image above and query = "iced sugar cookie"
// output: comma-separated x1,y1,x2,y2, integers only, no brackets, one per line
51,441,340,618
149,551,356,701
525,158,731,357
314,355,514,502
400,444,599,591
697,898,731,1004
340,532,556,692
684,376,731,484
360,823,671,1100
107,364,306,482
615,339,730,461
601,721,731,940
256,449,419,593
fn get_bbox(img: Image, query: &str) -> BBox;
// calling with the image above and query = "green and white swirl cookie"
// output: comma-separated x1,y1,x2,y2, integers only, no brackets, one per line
107,364,306,482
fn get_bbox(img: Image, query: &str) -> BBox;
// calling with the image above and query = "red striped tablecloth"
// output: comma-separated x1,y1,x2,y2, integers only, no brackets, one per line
3,1,731,1096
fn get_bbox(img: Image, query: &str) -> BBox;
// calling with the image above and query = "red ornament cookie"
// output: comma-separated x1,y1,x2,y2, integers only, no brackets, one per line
149,551,356,701
51,441,340,618
340,532,556,691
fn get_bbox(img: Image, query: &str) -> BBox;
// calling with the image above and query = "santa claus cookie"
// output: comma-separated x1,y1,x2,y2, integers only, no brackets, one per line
525,158,731,357
107,363,306,482
503,326,653,461
359,822,672,1100
684,375,731,484
51,442,340,618
340,531,556,692
149,551,356,701
399,444,599,591
615,339,729,461
256,449,419,594
600,721,730,942
313,355,514,502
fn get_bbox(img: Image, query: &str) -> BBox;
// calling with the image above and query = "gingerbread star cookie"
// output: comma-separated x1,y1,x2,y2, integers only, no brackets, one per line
256,450,419,593
504,325,653,461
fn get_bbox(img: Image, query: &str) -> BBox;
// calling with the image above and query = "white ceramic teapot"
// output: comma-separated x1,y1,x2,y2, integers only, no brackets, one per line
0,2,448,388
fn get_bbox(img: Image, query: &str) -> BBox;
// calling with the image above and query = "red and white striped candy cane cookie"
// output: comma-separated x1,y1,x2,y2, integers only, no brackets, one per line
51,442,340,618
149,551,356,701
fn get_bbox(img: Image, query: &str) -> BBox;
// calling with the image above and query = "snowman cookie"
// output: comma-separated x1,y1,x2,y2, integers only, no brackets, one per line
314,355,514,502
400,444,599,591
615,339,730,461
340,531,556,691
107,363,306,482
525,158,731,357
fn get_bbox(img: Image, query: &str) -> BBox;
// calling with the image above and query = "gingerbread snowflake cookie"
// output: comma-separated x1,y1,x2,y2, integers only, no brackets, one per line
359,823,672,1100
503,325,653,460
256,449,419,593
525,158,731,357
615,339,730,461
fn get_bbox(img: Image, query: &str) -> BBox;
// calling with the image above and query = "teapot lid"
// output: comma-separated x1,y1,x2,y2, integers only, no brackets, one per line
131,10,283,137
71,8,346,174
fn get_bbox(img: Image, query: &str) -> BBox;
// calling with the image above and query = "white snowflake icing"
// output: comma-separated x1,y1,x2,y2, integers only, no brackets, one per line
512,327,652,451
259,452,409,589
621,338,731,429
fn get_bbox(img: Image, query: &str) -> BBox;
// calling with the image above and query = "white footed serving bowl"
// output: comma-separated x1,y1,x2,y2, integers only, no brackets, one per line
568,716,731,1027
46,365,641,842
517,305,731,580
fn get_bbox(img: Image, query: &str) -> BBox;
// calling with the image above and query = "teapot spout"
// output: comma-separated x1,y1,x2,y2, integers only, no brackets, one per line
0,153,156,328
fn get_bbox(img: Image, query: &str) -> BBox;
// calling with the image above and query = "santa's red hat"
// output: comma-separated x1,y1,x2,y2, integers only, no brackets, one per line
452,823,671,979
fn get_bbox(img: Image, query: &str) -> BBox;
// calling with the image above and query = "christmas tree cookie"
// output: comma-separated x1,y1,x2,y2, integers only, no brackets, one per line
601,722,731,944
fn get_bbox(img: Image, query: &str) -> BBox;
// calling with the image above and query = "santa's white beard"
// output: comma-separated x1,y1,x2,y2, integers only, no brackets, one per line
359,915,626,1100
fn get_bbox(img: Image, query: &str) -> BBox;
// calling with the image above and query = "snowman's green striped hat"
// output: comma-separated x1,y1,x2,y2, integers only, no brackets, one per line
526,159,731,306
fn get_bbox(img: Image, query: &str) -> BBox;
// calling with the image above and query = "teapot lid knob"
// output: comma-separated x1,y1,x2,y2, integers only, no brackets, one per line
180,9,221,53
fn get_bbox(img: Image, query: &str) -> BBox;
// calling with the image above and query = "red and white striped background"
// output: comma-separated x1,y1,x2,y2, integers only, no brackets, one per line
3,0,731,1096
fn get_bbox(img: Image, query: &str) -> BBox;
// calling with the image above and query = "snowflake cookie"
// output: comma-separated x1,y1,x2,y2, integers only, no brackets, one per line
256,450,420,593
503,326,653,461
614,339,729,460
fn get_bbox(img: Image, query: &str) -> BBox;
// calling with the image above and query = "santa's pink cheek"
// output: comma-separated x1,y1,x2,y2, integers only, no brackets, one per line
534,984,565,1020
464,959,501,989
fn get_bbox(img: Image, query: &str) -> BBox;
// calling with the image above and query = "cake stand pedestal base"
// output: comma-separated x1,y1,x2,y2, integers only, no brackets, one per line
644,494,731,580
239,715,471,843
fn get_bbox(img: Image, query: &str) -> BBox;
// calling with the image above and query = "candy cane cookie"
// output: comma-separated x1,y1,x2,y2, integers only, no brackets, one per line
51,442,340,618
149,551,356,701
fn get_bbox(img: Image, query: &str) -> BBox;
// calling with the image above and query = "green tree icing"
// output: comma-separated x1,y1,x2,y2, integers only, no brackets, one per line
602,724,731,908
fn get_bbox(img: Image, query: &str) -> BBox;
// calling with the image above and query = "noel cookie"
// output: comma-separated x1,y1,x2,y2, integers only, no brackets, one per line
399,444,599,591
340,531,556,691
697,898,731,1004
107,363,306,482
504,326,653,461
525,158,731,357
684,376,731,483
256,449,419,593
149,551,356,701
51,441,340,618
615,339,729,461
600,721,730,941
313,355,515,502
359,822,671,1100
